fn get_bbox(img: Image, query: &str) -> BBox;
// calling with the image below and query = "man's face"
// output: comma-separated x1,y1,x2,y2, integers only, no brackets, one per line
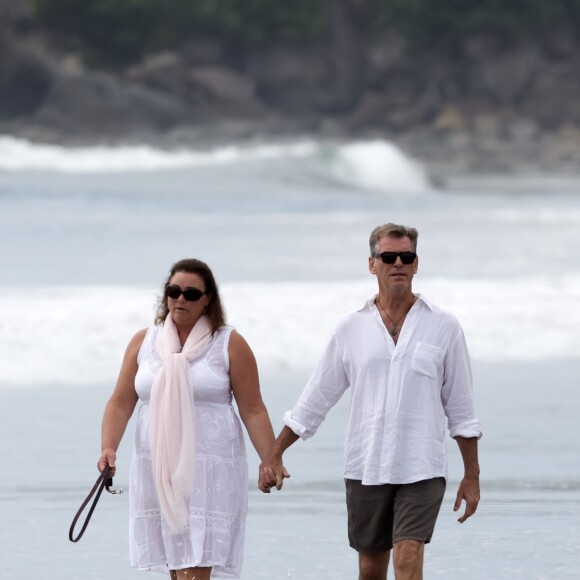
368,235,418,293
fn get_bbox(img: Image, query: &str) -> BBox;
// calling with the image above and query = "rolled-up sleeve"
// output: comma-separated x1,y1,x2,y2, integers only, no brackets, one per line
284,332,349,440
441,328,482,440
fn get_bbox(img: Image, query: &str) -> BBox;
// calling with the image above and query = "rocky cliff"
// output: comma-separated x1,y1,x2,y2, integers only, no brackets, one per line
1,0,579,175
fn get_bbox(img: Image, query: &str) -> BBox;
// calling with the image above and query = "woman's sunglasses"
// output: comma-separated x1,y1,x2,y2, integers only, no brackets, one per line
374,251,417,265
165,284,207,302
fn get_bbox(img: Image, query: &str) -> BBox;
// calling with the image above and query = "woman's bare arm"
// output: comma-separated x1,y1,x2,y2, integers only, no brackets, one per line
97,328,145,475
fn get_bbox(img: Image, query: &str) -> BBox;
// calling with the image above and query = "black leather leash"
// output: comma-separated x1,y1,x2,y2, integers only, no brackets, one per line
69,466,123,542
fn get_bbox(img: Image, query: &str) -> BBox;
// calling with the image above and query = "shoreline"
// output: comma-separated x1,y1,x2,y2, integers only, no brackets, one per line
2,370,580,579
2,124,580,193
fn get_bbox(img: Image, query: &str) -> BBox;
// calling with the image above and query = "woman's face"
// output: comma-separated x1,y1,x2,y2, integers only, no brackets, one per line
166,271,210,328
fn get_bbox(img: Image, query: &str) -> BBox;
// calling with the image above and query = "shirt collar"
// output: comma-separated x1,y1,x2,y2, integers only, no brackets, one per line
357,293,433,312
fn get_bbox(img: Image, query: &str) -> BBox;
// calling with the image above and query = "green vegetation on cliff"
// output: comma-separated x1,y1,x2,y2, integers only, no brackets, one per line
32,0,327,67
32,0,580,67
378,0,580,49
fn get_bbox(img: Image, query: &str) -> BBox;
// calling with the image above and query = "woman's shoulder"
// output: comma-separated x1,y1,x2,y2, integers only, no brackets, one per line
224,327,253,356
128,328,149,349
131,326,158,363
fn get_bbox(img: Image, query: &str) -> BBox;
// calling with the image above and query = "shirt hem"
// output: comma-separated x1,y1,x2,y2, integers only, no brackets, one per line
131,562,241,578
345,471,448,486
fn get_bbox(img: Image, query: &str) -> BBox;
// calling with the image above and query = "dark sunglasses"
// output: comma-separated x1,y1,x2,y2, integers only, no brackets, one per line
165,284,207,302
374,251,417,265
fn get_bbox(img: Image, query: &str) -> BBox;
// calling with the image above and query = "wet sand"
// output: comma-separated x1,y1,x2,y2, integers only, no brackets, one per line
1,361,579,579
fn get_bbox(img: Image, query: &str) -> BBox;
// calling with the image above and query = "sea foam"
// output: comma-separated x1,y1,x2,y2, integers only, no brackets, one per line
0,135,316,172
325,140,429,193
0,135,428,193
1,275,579,387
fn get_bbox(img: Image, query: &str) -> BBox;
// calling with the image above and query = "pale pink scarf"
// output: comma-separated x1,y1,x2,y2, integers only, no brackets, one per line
149,313,212,534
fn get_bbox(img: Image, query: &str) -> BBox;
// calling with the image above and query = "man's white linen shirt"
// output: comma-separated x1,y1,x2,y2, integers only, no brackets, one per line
284,294,482,485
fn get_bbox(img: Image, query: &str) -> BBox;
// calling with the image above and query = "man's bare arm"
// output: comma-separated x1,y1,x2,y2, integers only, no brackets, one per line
453,436,480,523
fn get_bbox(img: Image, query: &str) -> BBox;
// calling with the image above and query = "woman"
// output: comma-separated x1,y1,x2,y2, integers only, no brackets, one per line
98,258,284,579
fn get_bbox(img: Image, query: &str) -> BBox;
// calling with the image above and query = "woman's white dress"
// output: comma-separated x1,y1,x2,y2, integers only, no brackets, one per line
130,325,248,577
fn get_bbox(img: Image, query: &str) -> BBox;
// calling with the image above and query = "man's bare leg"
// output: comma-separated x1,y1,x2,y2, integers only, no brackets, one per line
393,540,424,580
358,550,390,580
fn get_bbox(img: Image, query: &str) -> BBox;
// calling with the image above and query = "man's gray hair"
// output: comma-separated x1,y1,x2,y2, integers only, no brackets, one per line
369,223,419,255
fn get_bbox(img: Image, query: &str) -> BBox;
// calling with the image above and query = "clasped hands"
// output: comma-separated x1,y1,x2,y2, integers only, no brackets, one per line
258,455,290,493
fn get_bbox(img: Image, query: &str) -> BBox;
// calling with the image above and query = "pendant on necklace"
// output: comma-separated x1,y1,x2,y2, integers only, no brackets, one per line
391,326,398,336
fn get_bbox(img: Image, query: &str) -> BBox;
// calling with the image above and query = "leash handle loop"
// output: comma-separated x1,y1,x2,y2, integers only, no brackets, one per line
69,466,121,543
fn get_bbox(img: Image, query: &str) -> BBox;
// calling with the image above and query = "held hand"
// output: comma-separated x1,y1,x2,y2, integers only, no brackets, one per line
454,476,480,523
258,458,290,493
97,448,117,477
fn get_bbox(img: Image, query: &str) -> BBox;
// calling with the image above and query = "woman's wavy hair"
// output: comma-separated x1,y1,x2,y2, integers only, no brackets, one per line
154,258,226,333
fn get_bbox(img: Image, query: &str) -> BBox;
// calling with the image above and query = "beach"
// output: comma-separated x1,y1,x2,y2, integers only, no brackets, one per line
1,358,579,579
0,137,579,579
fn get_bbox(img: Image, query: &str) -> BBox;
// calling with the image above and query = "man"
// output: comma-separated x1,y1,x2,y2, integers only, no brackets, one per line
262,223,481,580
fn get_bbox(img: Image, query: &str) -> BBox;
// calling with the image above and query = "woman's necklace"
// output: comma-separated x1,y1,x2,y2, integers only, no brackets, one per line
376,296,416,336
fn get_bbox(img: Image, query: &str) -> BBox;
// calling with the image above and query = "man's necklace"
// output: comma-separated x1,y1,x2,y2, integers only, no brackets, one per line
376,296,416,336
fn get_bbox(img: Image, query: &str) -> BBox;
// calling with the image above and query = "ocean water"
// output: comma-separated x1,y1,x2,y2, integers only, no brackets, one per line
0,136,579,579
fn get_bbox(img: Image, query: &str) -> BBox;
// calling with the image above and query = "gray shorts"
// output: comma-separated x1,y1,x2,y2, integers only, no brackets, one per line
346,477,446,553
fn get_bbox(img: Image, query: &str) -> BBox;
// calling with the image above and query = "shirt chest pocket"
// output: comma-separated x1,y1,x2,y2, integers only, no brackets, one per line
411,342,445,379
